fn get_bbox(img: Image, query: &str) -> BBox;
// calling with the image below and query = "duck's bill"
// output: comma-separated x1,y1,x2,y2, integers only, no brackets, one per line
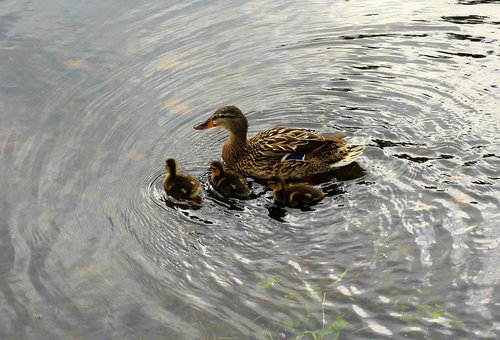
193,118,215,130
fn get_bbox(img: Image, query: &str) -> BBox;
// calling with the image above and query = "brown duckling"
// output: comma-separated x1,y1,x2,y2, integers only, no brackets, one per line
163,158,202,202
267,176,324,208
209,161,251,199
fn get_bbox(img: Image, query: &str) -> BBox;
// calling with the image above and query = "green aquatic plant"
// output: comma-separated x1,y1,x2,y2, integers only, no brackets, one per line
295,315,348,340
273,269,351,339
398,303,465,329
256,275,280,290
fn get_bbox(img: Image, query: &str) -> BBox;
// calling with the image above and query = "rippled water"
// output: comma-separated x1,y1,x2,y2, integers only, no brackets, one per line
1,0,499,338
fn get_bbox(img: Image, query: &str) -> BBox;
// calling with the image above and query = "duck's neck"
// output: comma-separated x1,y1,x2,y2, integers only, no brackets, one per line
222,123,248,165
211,171,221,184
165,167,175,182
163,172,172,189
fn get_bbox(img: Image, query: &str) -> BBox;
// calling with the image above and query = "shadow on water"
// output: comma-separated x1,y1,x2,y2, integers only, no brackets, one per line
205,190,248,211
162,196,202,211
308,162,366,184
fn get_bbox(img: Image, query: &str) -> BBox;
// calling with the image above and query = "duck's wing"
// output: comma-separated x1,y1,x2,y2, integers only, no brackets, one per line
249,127,344,160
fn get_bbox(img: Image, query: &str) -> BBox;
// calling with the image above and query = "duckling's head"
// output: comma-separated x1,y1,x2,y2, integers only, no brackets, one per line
165,158,178,179
194,106,248,135
209,161,225,177
267,176,285,192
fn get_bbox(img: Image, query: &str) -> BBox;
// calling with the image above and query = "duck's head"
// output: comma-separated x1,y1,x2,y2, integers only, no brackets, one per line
165,158,178,178
194,106,248,134
209,161,225,177
267,176,285,191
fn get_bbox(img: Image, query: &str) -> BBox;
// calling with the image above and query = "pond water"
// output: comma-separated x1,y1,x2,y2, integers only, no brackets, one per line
1,0,499,338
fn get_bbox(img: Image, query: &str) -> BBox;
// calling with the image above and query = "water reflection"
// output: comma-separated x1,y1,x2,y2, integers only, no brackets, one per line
441,15,490,24
457,0,500,5
447,32,485,42
437,50,487,58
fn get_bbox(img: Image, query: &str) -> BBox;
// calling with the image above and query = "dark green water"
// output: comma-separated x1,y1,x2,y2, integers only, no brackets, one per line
1,0,499,338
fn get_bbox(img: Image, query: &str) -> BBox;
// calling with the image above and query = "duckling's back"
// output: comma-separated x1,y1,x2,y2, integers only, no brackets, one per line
165,174,202,200
214,173,250,199
287,183,324,207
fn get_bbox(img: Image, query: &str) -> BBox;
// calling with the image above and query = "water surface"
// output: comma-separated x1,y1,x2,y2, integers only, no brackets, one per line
1,0,499,338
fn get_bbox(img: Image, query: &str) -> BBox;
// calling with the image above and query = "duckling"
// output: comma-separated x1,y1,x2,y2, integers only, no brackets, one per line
209,161,251,199
267,176,324,208
163,158,202,202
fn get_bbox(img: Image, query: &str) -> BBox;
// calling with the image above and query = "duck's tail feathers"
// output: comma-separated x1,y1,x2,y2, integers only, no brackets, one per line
330,144,365,168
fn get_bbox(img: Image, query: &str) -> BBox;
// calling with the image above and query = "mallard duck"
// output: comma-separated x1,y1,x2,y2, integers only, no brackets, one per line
194,106,364,179
163,158,202,202
209,161,251,199
267,176,324,208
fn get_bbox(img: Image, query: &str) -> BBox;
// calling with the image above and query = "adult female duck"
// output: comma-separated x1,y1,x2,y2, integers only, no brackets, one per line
194,106,364,179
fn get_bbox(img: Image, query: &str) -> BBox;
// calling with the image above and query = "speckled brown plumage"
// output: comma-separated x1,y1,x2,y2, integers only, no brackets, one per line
194,106,364,179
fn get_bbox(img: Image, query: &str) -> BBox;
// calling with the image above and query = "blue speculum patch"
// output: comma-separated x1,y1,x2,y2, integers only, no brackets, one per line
285,154,305,160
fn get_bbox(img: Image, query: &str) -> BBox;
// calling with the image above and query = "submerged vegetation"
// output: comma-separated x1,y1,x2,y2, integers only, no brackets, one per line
250,268,467,339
